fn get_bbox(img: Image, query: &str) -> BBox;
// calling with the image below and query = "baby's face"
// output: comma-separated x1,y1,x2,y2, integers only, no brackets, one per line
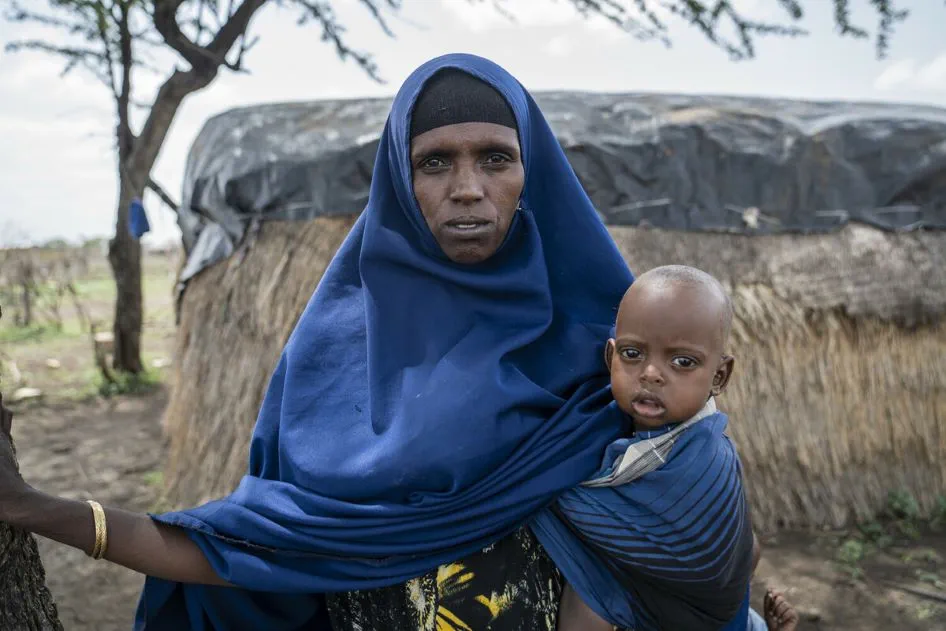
606,281,733,428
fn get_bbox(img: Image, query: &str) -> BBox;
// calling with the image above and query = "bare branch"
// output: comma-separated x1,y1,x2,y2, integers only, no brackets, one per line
130,0,268,187
774,0,803,20
203,0,266,61
147,177,180,213
95,0,122,106
291,0,383,81
116,1,134,162
5,2,94,35
152,0,212,69
5,40,106,61
224,31,258,72
3,38,119,88
869,0,909,59
574,0,670,44
152,0,264,73
355,0,399,38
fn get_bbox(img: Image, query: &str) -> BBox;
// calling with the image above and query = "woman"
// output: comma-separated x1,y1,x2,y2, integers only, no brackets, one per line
0,54,633,630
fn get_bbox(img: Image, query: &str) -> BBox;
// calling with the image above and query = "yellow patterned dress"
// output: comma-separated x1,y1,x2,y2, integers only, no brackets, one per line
324,528,563,630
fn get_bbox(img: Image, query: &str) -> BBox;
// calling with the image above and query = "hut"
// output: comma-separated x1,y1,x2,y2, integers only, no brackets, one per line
163,93,946,533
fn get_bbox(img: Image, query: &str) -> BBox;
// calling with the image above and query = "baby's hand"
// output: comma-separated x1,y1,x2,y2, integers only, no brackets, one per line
763,588,798,631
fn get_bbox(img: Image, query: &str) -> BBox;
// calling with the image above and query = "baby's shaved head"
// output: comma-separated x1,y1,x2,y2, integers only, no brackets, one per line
624,265,733,349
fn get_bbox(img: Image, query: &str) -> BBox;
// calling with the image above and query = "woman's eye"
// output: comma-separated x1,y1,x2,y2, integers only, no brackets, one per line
420,157,447,169
619,348,641,360
672,357,697,369
484,153,510,165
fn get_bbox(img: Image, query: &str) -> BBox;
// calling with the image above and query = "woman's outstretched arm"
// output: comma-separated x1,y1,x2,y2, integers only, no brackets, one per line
0,394,229,586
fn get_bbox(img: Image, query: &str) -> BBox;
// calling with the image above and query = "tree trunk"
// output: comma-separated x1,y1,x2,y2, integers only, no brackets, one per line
0,524,64,630
0,442,63,630
107,177,144,374
101,0,265,375
0,303,63,630
19,260,33,327
20,280,32,327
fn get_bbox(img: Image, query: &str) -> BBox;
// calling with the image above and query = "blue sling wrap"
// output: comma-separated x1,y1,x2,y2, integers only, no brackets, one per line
534,407,755,630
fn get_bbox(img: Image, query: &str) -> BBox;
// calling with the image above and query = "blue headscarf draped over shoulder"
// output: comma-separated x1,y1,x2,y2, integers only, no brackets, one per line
136,53,633,630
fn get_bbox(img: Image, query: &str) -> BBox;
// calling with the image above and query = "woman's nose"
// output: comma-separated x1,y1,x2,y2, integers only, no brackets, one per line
449,164,485,204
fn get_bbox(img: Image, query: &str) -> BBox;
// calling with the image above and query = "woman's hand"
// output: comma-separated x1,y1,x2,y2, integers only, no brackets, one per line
0,392,33,522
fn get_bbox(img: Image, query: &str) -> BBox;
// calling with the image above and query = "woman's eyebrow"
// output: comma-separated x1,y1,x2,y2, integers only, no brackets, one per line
478,141,519,155
410,144,454,161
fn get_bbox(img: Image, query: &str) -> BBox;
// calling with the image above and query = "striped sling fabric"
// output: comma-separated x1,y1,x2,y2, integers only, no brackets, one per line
531,399,755,630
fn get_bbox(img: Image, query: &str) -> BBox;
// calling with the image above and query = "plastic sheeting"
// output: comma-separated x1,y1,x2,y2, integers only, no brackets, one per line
178,93,946,282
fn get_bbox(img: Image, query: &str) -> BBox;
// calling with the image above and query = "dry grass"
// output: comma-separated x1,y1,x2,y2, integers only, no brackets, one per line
163,219,946,533
725,290,946,531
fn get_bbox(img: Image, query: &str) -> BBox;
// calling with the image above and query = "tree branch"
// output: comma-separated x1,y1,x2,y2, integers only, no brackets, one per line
152,0,265,73
204,0,267,65
4,2,91,34
292,0,383,81
355,0,398,38
5,40,106,62
3,39,116,85
571,0,669,44
116,1,134,164
152,0,211,70
96,1,121,107
147,177,180,213
128,0,268,189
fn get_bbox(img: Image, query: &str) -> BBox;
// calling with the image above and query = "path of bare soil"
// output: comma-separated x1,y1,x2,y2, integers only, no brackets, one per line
11,389,168,631
8,387,946,631
751,529,946,630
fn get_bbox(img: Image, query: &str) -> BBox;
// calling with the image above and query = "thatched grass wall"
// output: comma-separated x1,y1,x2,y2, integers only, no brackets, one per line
162,217,357,505
163,219,946,533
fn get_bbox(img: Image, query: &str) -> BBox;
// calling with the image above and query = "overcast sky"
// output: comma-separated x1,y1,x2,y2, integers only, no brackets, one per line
1,0,944,247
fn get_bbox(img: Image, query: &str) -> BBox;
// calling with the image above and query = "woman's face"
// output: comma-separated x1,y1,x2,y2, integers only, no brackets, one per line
411,122,524,264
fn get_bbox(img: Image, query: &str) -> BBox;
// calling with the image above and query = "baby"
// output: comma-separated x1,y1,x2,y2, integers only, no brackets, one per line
546,265,798,631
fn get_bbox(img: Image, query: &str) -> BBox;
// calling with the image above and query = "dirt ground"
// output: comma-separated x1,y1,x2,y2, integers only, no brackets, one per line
751,530,946,630
11,391,168,630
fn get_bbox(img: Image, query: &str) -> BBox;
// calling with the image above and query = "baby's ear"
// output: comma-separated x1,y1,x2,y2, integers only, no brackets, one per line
711,355,735,396
604,339,616,371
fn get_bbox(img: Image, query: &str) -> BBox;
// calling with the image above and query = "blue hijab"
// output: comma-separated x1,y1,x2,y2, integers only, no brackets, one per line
136,53,633,629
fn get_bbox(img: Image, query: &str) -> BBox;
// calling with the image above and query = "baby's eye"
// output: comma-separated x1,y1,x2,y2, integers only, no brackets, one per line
671,356,698,369
619,348,641,360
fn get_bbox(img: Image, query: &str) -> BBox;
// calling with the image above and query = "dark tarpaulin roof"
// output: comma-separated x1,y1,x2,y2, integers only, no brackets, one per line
177,92,946,283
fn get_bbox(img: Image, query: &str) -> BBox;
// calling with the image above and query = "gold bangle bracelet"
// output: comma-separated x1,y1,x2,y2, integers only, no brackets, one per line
86,500,108,560
89,503,101,559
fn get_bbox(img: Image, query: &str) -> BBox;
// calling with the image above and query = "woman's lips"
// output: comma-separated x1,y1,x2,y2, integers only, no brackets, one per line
443,217,493,239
